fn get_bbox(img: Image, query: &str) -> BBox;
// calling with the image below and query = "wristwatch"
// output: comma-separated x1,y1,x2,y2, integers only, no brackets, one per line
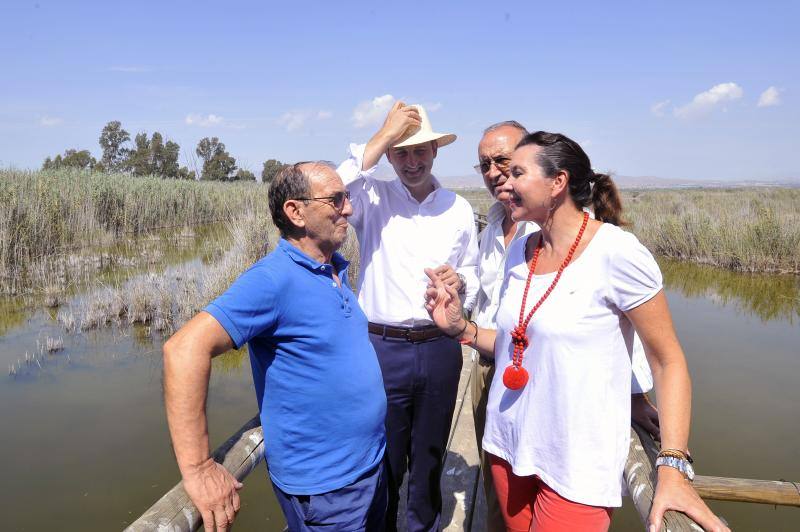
655,455,695,481
457,273,466,295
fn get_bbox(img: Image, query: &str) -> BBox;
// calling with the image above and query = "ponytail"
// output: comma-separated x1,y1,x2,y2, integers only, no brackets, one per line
590,173,626,226
517,132,627,226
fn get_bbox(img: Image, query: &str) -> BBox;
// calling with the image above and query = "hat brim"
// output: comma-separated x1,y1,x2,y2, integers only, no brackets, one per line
392,131,456,149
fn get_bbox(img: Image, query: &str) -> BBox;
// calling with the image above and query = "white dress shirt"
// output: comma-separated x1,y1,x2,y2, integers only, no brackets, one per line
473,201,652,393
336,143,479,327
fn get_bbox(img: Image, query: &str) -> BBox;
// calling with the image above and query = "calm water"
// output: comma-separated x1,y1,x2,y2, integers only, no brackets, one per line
1,249,798,530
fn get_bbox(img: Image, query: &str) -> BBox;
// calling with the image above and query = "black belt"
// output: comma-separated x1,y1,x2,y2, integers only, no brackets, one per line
368,322,446,343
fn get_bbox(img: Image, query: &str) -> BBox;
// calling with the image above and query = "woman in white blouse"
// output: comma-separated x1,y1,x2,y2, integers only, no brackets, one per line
425,132,727,532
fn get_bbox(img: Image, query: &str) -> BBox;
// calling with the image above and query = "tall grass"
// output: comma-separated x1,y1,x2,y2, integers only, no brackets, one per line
624,188,800,274
61,201,277,336
460,186,800,274
0,168,269,293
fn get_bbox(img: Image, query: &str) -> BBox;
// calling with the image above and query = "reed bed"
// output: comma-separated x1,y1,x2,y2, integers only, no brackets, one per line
0,168,269,294
459,186,800,274
60,202,277,337
623,188,800,274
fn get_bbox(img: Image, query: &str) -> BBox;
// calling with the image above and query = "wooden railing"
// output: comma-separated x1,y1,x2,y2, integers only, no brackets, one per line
125,417,264,532
129,396,799,531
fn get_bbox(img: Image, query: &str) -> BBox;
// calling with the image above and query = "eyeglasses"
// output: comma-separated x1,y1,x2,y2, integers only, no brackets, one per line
294,190,351,212
474,156,512,175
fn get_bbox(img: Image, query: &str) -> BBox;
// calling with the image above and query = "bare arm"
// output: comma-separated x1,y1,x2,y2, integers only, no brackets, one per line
626,291,728,532
361,101,420,171
424,268,496,356
163,311,241,531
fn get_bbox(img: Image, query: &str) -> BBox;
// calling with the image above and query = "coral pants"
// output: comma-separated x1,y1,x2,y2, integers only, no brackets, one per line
489,454,613,532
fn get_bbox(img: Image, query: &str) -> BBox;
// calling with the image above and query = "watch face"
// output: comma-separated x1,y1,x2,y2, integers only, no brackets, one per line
686,462,695,481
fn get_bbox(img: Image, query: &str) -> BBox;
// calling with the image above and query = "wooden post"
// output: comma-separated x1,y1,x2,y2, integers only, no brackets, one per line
126,416,264,532
623,424,702,531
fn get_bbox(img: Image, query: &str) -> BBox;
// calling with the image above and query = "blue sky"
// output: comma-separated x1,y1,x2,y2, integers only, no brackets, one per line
1,0,797,182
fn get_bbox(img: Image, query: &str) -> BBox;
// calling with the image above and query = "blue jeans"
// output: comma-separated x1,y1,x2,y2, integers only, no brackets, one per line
273,460,388,531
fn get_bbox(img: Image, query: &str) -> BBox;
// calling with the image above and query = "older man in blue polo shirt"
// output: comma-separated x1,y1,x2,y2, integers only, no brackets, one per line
163,162,388,532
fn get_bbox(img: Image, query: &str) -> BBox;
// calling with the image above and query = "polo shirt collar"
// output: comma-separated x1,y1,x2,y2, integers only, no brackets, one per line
278,238,350,273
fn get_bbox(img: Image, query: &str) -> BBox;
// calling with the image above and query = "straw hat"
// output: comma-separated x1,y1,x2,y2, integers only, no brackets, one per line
392,104,457,148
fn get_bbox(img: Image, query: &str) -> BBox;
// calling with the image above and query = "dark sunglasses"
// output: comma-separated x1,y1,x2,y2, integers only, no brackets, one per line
474,156,512,175
294,190,351,212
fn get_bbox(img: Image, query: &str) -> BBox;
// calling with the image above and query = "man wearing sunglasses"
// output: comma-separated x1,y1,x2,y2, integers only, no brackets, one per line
337,103,479,531
163,162,389,532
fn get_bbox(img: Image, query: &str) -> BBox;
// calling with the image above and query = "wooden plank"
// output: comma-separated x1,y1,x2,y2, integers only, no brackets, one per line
624,424,701,531
442,350,481,531
126,416,265,532
693,475,800,507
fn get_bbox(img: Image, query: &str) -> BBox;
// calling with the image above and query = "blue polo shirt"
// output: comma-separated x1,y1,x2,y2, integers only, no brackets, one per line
205,239,386,495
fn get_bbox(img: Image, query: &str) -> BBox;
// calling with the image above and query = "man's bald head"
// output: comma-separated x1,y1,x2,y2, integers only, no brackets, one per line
478,121,528,202
268,161,337,237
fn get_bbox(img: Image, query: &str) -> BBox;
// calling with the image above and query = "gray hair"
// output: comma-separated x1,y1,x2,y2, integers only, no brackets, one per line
482,120,529,136
268,161,335,237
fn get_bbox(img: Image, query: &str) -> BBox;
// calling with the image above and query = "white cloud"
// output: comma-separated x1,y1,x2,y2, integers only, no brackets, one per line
757,86,782,108
352,94,395,128
425,102,443,112
277,110,311,132
650,100,671,117
39,116,63,127
185,113,224,127
674,82,743,119
317,110,333,120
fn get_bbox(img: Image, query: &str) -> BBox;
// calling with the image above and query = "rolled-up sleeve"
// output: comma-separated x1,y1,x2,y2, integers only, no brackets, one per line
336,143,379,231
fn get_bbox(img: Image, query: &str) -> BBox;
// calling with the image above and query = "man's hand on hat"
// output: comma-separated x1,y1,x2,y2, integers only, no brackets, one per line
379,101,421,143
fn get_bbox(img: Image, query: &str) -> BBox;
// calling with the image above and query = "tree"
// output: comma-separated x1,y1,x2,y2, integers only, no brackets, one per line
42,149,96,171
177,167,196,180
234,169,256,181
127,131,182,178
261,159,287,184
127,132,152,176
99,121,131,172
196,137,237,181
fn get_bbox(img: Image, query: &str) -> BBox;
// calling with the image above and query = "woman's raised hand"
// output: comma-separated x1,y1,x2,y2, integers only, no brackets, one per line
424,268,465,336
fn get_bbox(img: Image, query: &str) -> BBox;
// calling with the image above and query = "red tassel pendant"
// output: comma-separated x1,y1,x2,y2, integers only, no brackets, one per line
503,365,529,390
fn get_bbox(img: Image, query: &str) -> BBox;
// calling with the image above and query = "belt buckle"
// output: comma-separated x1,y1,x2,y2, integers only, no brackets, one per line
406,328,420,343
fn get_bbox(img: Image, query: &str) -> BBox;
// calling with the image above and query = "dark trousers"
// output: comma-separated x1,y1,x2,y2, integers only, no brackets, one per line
273,460,388,532
369,333,463,532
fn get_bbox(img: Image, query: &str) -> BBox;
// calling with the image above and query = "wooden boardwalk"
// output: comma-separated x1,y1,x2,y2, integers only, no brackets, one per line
440,347,485,531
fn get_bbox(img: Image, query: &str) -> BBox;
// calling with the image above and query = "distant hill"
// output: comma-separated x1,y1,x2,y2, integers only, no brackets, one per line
370,163,800,189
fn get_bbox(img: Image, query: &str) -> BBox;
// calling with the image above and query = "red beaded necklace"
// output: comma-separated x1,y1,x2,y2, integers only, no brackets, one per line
503,211,590,390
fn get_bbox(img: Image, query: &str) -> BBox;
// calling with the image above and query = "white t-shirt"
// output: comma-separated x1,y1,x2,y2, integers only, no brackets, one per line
482,223,663,508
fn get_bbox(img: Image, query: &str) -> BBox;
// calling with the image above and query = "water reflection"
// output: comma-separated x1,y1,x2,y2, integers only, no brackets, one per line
660,258,799,323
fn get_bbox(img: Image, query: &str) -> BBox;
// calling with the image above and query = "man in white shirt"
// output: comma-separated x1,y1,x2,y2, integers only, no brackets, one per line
336,103,479,532
472,121,661,531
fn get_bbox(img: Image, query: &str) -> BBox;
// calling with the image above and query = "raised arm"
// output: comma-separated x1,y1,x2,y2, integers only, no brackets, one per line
626,292,729,532
361,101,421,171
163,311,241,532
